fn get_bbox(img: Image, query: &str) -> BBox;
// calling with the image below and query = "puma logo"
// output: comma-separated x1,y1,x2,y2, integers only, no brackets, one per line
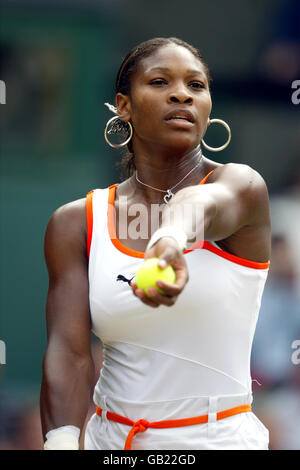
116,274,135,286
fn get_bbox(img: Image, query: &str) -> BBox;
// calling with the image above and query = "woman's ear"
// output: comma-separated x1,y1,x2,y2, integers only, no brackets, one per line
116,93,131,122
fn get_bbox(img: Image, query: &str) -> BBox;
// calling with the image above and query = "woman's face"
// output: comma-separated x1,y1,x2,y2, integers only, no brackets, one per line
117,44,212,152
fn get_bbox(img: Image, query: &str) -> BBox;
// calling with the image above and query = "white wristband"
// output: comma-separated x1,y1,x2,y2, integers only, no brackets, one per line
44,425,80,450
146,226,188,252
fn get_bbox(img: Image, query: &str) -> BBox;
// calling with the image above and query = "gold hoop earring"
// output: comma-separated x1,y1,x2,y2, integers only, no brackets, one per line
201,119,231,152
104,115,133,148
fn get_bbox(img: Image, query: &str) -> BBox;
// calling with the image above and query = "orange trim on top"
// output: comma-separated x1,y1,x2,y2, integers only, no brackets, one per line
86,190,94,258
104,171,270,269
108,184,145,259
107,173,213,259
198,169,214,185
96,404,252,450
191,240,270,270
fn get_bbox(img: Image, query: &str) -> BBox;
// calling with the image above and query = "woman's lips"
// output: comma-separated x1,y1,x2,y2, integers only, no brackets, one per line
164,117,194,128
163,109,195,129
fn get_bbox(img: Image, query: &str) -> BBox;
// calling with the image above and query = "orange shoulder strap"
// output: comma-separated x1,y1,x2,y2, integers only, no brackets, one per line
86,190,94,258
199,169,214,185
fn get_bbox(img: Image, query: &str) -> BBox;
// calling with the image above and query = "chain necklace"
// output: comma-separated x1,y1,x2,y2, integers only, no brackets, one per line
135,151,203,203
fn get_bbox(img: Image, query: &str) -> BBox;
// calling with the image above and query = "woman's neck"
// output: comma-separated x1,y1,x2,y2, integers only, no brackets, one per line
134,144,203,188
123,144,208,205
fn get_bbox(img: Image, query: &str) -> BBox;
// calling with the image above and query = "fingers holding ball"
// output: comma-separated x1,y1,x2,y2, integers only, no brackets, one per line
135,257,176,298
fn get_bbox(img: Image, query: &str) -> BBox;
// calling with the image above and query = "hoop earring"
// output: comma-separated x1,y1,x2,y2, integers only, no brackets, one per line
104,115,133,148
201,119,231,152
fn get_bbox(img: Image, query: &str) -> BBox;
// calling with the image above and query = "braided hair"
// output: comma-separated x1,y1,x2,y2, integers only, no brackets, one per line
106,37,211,180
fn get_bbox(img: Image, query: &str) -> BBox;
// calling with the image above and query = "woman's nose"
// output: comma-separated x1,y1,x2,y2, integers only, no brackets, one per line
167,88,193,104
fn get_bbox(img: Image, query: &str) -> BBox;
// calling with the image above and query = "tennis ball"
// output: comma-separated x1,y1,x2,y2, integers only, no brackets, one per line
135,257,176,297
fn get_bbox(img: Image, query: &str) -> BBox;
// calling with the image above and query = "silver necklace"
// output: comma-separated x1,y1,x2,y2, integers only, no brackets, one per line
135,152,203,203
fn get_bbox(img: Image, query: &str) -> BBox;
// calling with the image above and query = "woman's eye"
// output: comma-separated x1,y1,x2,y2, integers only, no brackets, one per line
149,79,205,88
150,79,167,85
189,82,205,89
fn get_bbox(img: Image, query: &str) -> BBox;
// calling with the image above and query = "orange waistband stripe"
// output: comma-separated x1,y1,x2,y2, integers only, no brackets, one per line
96,403,252,450
86,190,94,258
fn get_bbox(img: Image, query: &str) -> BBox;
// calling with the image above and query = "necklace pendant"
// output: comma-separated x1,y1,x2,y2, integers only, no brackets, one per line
164,189,173,204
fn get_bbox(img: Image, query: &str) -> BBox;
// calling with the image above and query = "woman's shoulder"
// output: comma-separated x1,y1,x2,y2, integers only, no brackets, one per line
206,161,268,191
206,159,263,177
205,162,271,261
46,184,114,233
45,198,87,255
206,162,270,226
49,198,87,228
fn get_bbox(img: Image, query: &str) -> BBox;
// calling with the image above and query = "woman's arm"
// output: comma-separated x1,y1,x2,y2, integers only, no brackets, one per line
40,199,94,448
162,163,270,244
131,163,271,308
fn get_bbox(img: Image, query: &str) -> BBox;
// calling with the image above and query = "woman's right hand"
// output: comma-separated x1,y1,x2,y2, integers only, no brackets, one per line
130,236,189,308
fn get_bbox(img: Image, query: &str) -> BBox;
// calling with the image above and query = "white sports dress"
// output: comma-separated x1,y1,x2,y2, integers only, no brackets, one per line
84,172,270,450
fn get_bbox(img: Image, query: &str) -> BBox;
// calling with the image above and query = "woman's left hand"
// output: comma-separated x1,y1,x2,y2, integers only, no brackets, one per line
130,237,189,308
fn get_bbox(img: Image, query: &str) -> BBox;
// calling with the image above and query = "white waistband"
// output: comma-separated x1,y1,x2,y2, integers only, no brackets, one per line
94,392,253,422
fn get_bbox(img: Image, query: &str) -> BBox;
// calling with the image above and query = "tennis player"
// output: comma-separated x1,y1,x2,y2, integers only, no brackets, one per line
40,37,271,450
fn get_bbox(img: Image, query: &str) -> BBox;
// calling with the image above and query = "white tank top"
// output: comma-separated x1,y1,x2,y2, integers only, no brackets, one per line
86,174,270,413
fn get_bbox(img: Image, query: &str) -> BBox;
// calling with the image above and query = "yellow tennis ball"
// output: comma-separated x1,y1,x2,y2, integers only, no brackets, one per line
136,257,176,297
